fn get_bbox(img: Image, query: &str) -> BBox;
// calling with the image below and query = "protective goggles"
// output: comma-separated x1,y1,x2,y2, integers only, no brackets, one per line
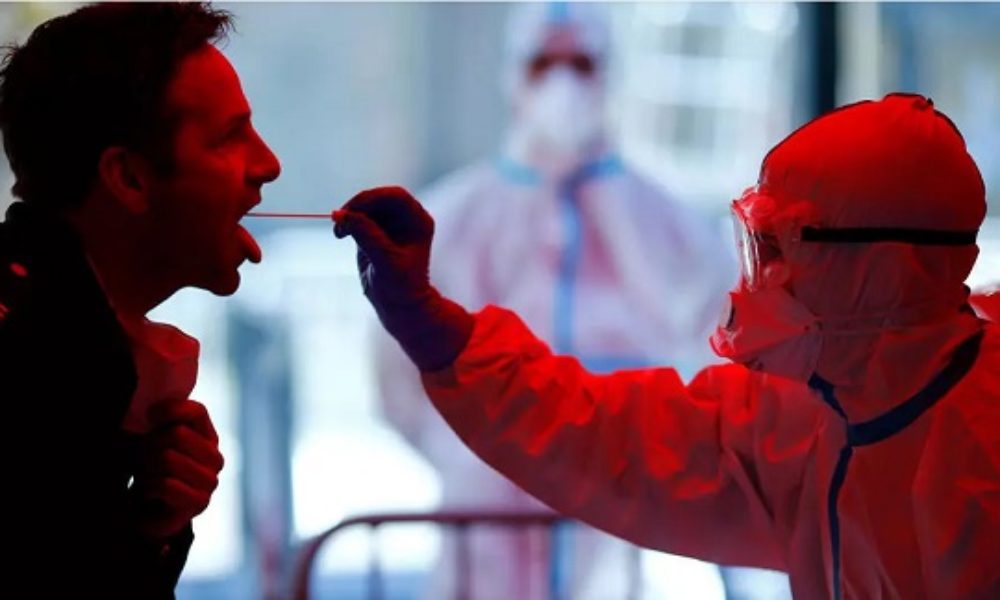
730,187,979,291
527,51,597,80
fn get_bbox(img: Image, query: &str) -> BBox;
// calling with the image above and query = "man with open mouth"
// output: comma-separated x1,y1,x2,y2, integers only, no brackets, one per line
0,2,279,596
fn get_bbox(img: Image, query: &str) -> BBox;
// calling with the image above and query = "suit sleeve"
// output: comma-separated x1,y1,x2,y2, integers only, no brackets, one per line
423,306,822,569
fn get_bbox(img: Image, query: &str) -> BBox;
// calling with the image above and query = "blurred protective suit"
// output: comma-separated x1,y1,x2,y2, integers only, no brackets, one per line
373,3,780,598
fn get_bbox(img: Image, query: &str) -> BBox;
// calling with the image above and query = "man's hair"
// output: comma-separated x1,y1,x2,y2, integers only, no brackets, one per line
0,2,233,210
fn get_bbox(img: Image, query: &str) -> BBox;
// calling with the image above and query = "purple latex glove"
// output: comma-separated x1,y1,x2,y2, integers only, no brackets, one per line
333,186,474,372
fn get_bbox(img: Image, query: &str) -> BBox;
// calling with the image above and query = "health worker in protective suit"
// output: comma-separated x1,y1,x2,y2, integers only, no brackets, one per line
336,93,1000,599
373,2,750,598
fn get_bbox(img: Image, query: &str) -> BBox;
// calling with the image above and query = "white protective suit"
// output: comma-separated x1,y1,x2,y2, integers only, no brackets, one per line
971,284,999,321
414,95,1000,599
374,3,759,599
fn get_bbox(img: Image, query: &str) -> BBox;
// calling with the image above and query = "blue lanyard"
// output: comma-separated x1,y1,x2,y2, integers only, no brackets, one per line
493,153,625,357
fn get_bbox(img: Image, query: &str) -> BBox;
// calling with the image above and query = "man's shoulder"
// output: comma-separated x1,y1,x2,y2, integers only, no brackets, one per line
0,209,107,327
0,223,37,330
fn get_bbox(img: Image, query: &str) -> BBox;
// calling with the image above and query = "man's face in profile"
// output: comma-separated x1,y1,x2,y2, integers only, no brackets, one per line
144,44,280,296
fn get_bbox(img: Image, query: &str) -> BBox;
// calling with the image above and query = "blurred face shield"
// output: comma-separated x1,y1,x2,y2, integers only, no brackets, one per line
520,57,604,156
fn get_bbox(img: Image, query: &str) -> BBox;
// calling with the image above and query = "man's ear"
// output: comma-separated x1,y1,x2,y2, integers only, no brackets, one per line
97,146,154,215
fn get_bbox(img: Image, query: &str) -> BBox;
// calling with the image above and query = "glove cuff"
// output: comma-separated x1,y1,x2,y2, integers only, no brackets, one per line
379,287,474,372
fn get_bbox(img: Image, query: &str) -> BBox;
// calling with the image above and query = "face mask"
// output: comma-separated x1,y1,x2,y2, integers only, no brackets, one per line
120,319,200,433
521,67,603,155
710,285,823,381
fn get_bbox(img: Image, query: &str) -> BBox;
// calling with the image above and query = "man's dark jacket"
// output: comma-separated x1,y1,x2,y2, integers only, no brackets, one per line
0,202,192,597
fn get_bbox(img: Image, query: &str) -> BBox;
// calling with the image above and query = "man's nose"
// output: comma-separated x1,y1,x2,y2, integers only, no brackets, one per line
248,129,281,185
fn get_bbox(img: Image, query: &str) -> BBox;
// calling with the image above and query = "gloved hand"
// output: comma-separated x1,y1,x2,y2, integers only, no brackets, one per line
131,398,224,540
333,186,474,371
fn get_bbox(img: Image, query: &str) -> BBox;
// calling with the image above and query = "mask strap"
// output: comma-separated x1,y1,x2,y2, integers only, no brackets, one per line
801,226,977,246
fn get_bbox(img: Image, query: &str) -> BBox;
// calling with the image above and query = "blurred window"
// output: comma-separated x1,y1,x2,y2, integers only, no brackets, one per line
611,3,801,212
840,3,1000,285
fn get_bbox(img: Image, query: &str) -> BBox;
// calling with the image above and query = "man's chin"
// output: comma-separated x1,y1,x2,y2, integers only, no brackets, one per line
200,270,241,297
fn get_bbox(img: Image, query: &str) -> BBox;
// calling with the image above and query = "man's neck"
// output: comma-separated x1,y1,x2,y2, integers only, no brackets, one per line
66,209,175,322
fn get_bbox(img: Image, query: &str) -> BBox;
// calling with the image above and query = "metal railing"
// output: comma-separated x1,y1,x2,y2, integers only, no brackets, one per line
290,509,577,600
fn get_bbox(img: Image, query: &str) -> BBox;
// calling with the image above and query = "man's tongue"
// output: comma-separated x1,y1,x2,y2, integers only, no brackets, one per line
237,225,262,264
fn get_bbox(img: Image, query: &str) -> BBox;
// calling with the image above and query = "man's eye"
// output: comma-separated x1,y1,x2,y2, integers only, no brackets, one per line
217,120,250,145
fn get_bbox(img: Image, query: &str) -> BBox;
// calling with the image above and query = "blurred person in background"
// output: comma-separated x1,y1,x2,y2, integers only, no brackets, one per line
373,3,791,598
0,3,278,595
